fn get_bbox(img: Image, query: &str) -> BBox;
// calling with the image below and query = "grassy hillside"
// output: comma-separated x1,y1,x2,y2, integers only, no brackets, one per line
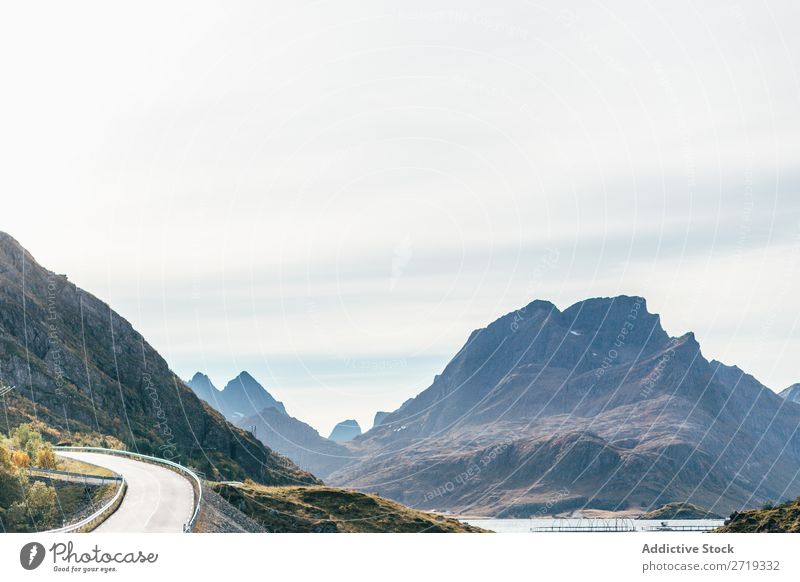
209,481,487,533
716,498,800,532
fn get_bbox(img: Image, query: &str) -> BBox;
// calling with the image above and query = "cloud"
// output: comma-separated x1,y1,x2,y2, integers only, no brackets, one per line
1,0,798,431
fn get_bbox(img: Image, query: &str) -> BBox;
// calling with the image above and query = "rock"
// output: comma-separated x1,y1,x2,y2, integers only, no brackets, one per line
372,411,390,428
779,384,800,404
186,373,223,409
328,420,361,442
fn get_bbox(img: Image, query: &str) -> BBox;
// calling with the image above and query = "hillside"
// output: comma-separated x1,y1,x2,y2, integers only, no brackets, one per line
716,497,800,532
209,481,486,532
236,407,352,477
328,296,800,516
0,232,318,485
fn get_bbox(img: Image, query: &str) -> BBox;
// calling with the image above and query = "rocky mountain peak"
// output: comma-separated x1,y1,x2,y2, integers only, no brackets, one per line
0,231,42,277
231,370,257,384
780,383,800,404
186,372,221,408
188,370,288,420
220,371,287,418
0,230,22,252
190,371,215,386
225,371,268,394
560,295,667,345
373,411,390,428
329,419,362,442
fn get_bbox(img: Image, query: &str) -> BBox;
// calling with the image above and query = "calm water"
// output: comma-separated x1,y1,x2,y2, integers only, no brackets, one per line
464,518,725,533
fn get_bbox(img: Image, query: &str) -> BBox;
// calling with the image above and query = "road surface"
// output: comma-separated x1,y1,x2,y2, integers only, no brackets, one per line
57,451,194,533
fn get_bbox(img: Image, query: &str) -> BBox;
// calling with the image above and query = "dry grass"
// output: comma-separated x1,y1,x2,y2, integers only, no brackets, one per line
210,481,488,533
55,456,115,478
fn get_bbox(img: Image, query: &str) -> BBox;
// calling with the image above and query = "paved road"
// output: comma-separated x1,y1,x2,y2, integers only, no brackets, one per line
57,451,194,533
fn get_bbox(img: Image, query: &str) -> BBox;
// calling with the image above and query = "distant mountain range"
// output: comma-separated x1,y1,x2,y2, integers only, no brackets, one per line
325,296,800,517
186,370,353,476
0,232,318,485
10,226,798,518
186,371,286,421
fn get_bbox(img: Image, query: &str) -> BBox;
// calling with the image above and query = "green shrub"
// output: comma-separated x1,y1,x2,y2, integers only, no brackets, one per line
0,428,59,532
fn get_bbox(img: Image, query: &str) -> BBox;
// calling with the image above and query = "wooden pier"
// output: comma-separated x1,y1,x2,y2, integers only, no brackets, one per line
530,518,636,532
529,518,720,533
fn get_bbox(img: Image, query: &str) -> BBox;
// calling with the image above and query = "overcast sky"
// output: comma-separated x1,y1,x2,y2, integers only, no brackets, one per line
2,1,799,434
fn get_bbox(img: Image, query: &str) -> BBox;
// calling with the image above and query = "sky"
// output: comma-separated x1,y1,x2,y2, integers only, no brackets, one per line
1,1,799,435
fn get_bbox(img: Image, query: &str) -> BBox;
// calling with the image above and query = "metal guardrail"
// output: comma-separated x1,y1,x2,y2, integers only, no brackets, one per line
44,475,127,534
54,446,203,533
29,466,123,485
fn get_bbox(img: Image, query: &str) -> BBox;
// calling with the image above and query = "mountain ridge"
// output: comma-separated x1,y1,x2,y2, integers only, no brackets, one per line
187,370,287,421
236,407,353,476
0,232,318,485
187,369,351,476
779,383,800,405
328,295,800,516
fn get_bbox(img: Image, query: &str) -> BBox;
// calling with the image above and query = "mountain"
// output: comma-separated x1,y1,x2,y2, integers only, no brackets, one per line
221,372,287,420
327,296,800,516
187,371,287,422
779,384,800,405
373,411,390,428
186,372,223,408
0,232,318,485
236,407,352,476
329,419,361,442
187,371,350,476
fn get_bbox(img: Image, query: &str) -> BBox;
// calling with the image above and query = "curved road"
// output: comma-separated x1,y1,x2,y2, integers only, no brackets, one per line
57,451,194,533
